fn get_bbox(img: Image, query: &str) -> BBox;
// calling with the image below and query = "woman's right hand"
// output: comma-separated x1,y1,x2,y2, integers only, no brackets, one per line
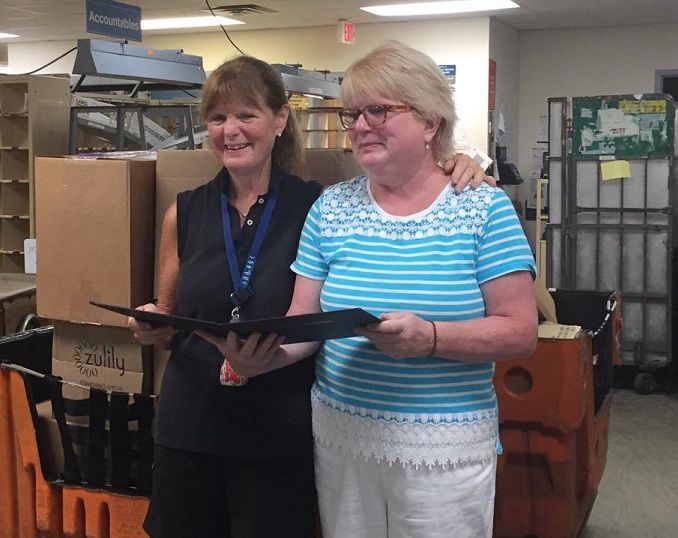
127,303,178,349
195,330,285,378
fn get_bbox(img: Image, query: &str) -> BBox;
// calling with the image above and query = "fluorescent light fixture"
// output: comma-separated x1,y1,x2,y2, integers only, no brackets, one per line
141,16,244,30
0,32,19,39
361,1,519,17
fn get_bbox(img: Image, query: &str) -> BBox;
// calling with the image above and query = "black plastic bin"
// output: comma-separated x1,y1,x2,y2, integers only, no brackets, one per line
550,289,619,412
0,326,53,401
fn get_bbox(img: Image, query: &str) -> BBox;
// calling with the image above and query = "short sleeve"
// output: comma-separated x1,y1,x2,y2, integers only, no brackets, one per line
291,197,328,280
476,189,536,284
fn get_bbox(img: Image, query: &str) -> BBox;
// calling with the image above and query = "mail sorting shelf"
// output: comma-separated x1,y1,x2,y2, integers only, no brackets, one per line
0,75,70,272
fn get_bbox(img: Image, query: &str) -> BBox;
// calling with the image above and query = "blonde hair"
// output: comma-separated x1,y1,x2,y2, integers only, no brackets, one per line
341,41,456,161
201,56,303,174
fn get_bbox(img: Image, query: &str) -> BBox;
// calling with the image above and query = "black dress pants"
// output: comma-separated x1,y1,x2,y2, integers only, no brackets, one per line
144,444,317,538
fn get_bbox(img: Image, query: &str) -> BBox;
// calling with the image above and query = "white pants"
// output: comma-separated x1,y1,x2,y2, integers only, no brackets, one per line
315,442,497,538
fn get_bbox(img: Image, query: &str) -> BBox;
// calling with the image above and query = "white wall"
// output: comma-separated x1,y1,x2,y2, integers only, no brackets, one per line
8,18,491,152
7,41,77,75
517,23,678,202
489,19,520,196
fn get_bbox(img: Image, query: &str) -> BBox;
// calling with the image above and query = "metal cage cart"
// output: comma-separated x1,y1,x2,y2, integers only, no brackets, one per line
546,94,676,392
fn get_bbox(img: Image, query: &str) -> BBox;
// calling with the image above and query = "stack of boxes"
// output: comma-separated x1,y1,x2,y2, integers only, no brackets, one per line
151,150,220,393
34,148,364,397
29,148,366,487
35,157,156,394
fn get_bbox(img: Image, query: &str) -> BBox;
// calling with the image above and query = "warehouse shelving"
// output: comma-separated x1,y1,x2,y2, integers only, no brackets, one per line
290,96,350,150
0,75,70,272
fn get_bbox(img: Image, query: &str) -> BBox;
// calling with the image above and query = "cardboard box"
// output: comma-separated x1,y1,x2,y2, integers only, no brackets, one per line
153,150,219,394
35,157,156,327
535,278,557,323
35,401,64,480
300,149,363,186
51,321,151,394
35,400,115,482
535,283,583,340
154,150,220,294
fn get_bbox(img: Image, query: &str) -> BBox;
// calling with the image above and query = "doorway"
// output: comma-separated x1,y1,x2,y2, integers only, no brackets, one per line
655,70,678,101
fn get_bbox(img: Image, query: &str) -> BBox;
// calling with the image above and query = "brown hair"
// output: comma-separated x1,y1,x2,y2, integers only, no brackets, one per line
201,56,303,174
341,41,456,162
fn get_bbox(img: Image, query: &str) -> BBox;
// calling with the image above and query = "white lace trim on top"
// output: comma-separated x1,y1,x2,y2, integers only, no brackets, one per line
319,177,496,240
366,177,451,221
311,386,498,469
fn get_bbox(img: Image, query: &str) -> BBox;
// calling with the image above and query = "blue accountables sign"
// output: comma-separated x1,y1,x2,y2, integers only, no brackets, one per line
86,0,142,42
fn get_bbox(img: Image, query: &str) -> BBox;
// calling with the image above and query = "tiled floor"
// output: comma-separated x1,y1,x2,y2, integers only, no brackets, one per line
580,389,678,538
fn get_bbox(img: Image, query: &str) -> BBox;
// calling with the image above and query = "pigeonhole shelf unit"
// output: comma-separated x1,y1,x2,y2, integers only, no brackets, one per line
0,75,70,272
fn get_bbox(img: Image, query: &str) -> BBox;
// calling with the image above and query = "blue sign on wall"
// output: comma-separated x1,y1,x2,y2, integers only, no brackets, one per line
439,65,456,78
86,0,142,42
438,64,456,90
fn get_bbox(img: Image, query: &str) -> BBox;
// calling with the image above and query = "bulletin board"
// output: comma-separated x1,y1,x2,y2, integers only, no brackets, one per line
572,94,674,157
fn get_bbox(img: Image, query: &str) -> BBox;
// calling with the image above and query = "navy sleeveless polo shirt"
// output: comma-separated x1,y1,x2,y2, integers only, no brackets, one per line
154,167,322,459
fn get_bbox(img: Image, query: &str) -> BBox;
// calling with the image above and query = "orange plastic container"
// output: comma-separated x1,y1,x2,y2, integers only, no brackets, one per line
494,333,612,538
0,368,62,538
61,486,149,538
0,368,149,538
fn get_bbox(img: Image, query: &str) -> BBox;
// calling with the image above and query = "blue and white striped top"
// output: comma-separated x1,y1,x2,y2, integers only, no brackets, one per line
291,177,535,467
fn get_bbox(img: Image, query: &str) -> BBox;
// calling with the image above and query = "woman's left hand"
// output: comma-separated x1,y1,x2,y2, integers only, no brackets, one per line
443,153,496,193
196,329,284,377
354,311,434,359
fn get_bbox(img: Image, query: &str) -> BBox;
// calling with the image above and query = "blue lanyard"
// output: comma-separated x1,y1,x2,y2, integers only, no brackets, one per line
220,181,279,318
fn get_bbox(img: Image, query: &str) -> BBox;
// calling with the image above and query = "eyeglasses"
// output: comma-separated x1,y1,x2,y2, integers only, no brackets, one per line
338,104,415,130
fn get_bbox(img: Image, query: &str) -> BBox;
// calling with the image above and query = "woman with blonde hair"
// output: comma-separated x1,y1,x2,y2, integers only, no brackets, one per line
201,42,537,538
130,52,490,538
208,41,538,538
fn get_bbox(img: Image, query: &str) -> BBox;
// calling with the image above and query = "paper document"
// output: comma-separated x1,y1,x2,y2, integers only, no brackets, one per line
538,322,582,340
601,160,631,181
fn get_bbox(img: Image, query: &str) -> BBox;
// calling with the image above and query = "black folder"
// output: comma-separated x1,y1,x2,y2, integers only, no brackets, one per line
90,301,379,344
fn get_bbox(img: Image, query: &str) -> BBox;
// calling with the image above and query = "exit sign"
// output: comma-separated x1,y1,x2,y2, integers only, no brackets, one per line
339,20,355,45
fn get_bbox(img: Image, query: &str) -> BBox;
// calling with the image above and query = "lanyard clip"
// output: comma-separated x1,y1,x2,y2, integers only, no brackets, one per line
229,286,253,307
230,306,241,322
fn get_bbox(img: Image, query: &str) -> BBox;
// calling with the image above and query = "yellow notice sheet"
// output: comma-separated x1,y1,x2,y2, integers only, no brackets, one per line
600,160,631,181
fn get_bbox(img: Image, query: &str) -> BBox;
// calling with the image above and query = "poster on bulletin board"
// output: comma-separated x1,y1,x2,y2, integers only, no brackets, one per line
572,94,674,157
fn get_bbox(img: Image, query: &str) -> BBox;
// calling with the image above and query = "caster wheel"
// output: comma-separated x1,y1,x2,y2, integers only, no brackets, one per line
633,372,654,395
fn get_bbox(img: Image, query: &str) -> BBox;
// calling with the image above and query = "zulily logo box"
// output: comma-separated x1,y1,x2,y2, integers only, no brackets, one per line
73,340,127,378
52,322,147,394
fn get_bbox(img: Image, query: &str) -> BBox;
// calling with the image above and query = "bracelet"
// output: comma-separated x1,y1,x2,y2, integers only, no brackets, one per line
427,320,437,357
